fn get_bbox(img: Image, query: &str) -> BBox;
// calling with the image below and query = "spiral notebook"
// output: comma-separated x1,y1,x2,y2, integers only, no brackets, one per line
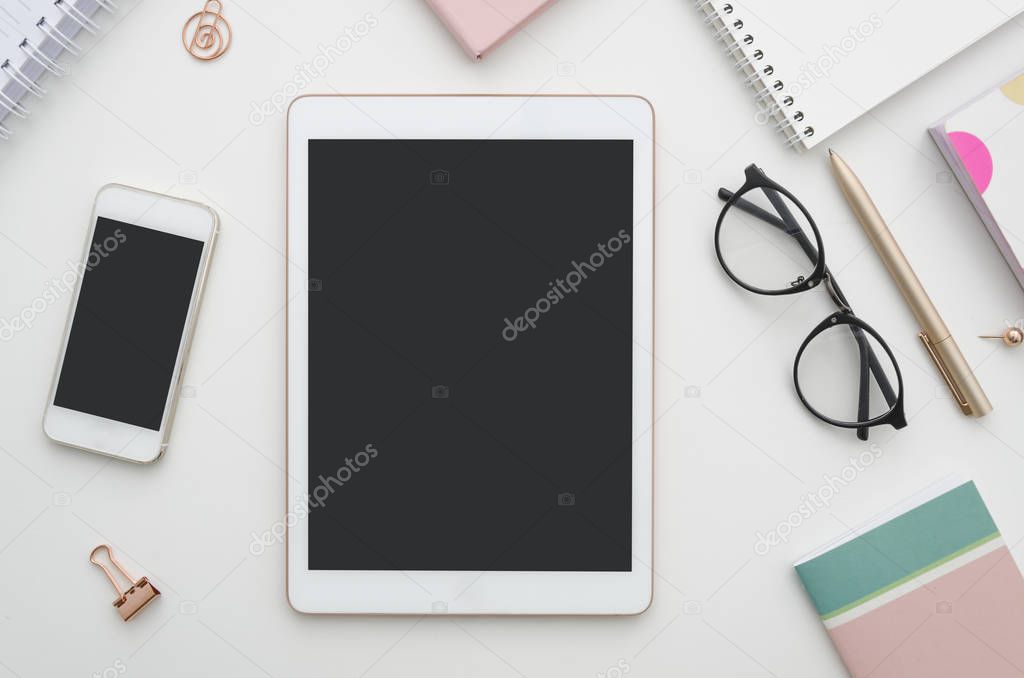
0,0,114,141
697,0,1024,151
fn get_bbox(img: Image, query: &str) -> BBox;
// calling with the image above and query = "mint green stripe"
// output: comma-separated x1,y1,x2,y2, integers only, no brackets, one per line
795,481,998,618
820,532,999,620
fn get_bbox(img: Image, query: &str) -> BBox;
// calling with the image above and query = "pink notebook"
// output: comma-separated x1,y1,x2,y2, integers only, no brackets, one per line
424,0,559,60
929,71,1024,293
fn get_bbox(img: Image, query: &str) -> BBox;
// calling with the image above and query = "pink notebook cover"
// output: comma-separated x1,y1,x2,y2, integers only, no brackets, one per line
929,71,1024,293
424,0,559,60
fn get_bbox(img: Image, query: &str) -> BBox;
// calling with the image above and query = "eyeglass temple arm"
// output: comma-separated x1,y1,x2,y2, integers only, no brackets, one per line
718,188,821,263
718,187,900,434
757,188,901,405
762,189,897,410
718,188,789,228
757,187,897,409
856,333,872,440
756,187,896,438
719,189,862,305
754,188,899,431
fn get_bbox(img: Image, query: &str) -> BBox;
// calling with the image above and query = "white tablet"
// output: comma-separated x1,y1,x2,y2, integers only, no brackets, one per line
286,95,654,615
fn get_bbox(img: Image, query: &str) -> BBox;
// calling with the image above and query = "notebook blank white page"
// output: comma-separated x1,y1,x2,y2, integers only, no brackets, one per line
711,0,1024,150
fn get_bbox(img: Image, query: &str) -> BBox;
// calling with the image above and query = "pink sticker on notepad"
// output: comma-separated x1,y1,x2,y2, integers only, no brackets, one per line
948,131,993,194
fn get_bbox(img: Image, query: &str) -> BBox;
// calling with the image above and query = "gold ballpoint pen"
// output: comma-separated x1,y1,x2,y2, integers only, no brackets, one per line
829,149,992,417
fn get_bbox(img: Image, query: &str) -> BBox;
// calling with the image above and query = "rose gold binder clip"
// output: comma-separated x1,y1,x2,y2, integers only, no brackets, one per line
90,544,160,621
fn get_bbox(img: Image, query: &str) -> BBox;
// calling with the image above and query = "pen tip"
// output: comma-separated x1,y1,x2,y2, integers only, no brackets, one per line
828,148,836,157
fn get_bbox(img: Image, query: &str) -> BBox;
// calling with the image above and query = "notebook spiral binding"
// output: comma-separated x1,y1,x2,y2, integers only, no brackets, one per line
695,0,814,149
0,0,115,140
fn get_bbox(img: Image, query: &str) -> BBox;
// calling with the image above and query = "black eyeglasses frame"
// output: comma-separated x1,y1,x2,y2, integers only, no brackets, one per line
714,164,907,440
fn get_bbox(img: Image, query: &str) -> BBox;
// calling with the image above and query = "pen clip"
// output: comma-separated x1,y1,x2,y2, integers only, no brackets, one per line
918,331,972,415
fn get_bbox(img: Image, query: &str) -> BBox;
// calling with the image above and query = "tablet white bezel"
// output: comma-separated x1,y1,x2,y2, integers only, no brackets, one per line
287,95,654,615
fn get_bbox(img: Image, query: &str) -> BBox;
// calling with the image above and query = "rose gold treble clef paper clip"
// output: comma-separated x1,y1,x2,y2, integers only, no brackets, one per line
182,0,231,61
90,545,161,621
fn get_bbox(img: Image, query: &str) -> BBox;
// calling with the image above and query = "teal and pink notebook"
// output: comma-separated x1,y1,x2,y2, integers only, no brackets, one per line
795,477,1024,677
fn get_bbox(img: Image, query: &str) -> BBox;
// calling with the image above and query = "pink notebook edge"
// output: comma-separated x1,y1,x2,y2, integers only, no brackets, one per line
424,0,560,61
928,75,1024,293
929,126,1024,292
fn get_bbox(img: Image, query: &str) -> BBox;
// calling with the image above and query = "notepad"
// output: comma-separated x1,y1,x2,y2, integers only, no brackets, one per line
698,0,1024,150
423,0,558,60
0,0,113,142
930,71,1024,293
795,477,1024,677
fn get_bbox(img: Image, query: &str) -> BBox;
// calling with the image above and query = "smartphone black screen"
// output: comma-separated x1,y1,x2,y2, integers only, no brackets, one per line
54,217,205,431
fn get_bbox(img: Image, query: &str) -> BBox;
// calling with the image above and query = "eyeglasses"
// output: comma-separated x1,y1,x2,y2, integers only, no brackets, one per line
714,164,907,440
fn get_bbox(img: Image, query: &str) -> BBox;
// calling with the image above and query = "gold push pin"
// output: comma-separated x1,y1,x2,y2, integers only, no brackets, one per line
979,326,1024,347
90,545,160,621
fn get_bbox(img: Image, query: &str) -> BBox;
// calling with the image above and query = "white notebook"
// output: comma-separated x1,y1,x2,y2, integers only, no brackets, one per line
0,0,114,141
698,0,1024,151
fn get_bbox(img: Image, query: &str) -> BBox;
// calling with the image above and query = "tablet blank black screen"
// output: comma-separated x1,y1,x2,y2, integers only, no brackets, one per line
308,139,633,572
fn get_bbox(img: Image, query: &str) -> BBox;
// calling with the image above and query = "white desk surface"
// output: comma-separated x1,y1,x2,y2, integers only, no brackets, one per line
2,1,1024,676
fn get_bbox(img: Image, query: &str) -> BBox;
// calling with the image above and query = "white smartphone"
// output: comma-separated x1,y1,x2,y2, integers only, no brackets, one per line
43,184,218,463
